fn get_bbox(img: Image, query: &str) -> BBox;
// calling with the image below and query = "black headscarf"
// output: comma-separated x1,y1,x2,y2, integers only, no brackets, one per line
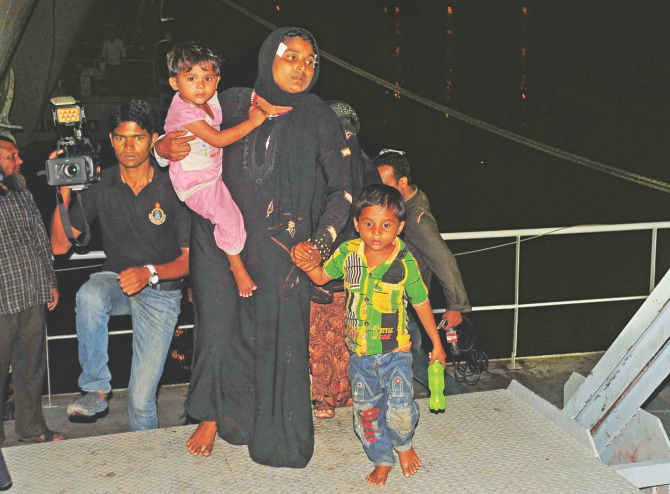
254,27,321,107
255,28,351,293
326,100,360,134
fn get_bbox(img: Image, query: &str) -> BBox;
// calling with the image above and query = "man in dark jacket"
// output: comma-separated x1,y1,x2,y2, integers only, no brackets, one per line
375,150,471,388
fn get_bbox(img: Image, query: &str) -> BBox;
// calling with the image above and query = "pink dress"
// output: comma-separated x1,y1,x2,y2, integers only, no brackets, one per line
164,92,246,255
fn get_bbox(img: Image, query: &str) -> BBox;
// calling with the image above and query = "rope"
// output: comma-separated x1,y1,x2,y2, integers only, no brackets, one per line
453,226,585,257
217,0,670,194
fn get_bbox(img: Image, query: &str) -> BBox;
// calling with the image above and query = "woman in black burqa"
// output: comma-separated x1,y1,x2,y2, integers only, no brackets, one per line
158,27,352,467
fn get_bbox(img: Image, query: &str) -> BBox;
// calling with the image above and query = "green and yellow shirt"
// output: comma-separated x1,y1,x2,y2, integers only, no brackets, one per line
322,237,429,356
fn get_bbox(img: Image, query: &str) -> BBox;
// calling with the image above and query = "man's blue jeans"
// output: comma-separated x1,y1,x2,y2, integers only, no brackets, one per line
75,271,181,431
349,350,420,467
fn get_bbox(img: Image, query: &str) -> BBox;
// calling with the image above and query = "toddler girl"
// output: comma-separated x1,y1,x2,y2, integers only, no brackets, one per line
164,41,267,296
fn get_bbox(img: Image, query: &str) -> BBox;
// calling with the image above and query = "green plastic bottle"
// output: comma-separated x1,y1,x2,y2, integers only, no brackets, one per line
428,361,446,411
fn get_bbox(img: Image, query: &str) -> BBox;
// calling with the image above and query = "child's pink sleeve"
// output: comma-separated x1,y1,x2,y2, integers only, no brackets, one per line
179,106,209,127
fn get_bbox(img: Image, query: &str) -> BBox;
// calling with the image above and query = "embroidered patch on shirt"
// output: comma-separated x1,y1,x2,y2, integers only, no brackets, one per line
266,200,274,218
344,191,352,203
149,203,166,225
287,220,296,238
341,147,351,157
276,42,287,57
327,225,337,242
417,211,425,223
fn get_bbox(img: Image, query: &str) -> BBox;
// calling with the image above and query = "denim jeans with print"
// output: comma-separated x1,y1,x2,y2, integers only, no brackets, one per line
349,350,420,467
75,271,182,431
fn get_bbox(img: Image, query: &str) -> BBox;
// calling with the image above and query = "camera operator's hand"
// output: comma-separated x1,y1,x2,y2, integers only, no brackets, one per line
154,130,196,162
48,149,64,160
117,267,151,296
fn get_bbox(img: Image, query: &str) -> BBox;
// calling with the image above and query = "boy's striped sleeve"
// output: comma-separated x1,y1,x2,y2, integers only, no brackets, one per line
323,241,348,280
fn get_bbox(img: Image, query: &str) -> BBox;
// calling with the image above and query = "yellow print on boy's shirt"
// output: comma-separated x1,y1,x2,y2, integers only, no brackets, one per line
324,238,428,356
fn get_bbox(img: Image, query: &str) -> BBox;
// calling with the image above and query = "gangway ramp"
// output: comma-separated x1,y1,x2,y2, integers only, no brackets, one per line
2,393,636,493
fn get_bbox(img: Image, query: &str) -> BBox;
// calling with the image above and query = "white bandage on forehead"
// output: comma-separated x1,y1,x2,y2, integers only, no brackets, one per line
276,42,288,57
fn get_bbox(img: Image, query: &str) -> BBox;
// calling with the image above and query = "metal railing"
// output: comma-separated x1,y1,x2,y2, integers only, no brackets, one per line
44,220,670,402
439,221,670,368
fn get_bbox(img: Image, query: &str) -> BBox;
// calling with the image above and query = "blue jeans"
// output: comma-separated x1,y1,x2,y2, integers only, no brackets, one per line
349,350,420,467
75,271,181,431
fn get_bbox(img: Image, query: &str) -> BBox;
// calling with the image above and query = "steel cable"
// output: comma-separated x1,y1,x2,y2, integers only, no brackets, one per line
217,0,670,194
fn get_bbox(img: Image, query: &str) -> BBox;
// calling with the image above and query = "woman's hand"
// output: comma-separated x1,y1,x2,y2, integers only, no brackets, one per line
154,130,196,162
294,256,320,273
291,241,320,263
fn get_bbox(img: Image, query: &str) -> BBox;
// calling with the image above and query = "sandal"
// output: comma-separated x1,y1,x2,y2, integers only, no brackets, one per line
314,396,335,419
17,429,65,443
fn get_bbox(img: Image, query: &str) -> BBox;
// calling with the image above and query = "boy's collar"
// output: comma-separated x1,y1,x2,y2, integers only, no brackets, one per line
357,237,403,267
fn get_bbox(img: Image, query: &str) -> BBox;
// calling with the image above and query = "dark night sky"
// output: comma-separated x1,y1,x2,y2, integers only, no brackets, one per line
153,0,670,232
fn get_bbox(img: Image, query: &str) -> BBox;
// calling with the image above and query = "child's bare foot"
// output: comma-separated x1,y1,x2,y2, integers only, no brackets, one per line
366,465,392,486
231,266,257,297
227,253,257,297
398,448,422,478
186,421,217,457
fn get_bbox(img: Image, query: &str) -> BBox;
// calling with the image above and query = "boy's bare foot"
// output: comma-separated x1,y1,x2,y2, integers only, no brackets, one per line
186,421,217,457
366,465,392,486
398,448,422,478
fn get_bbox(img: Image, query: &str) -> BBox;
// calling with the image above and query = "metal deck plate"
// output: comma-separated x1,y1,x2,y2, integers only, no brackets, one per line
3,391,638,493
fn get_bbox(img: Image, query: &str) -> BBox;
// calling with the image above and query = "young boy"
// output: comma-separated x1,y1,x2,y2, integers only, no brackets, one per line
293,184,447,487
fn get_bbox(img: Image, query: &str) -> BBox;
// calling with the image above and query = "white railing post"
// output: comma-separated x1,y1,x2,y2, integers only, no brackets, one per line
650,228,658,293
507,236,523,369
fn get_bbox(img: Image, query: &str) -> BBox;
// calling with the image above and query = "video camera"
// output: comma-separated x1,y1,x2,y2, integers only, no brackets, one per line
39,96,101,190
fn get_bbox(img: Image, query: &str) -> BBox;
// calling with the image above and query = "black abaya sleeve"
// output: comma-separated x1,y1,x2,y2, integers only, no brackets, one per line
309,121,353,259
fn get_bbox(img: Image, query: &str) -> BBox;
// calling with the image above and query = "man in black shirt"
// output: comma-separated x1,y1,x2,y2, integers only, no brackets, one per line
0,136,63,444
50,100,191,431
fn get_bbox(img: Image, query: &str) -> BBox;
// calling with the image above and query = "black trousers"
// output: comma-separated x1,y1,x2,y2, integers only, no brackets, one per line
0,304,48,444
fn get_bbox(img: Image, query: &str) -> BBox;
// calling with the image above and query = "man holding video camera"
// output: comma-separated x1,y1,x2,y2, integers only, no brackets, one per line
50,100,191,431
0,136,63,444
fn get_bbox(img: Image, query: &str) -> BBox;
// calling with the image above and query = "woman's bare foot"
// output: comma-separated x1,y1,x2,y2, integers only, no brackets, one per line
366,465,392,486
398,448,422,478
227,254,257,297
186,421,217,457
314,395,335,419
